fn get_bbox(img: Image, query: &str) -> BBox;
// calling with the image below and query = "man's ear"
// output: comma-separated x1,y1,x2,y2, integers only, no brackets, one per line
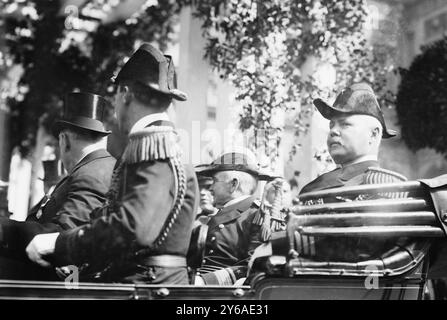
59,132,71,152
371,126,380,142
230,178,239,193
120,85,132,106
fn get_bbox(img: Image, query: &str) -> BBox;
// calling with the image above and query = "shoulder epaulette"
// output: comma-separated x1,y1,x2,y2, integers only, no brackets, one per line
123,126,182,164
363,166,407,184
363,167,408,199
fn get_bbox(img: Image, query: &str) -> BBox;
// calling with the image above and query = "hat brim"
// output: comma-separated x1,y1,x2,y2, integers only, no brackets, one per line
52,120,111,138
313,98,397,139
112,76,188,102
195,164,274,181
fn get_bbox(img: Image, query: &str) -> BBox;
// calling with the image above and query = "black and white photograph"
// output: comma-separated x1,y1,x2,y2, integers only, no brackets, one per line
0,0,446,304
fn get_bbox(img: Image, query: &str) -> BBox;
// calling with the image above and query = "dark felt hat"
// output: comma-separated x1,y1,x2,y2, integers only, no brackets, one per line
195,152,275,181
52,92,112,137
113,43,187,101
313,82,396,139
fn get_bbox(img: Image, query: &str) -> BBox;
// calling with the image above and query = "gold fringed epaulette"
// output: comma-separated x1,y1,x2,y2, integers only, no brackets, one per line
364,167,407,184
123,126,182,164
362,166,408,199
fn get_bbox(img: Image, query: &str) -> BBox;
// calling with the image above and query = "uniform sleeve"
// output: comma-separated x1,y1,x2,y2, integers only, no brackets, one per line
53,160,174,267
201,265,248,285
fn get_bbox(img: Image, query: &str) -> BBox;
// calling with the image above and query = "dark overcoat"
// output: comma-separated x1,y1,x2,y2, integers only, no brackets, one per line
0,149,116,279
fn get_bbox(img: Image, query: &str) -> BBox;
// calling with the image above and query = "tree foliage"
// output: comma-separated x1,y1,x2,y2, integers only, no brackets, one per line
1,0,393,167
1,0,184,156
191,0,394,167
396,36,447,154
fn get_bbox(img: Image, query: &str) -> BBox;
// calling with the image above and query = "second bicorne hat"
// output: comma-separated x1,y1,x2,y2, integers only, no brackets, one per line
313,82,396,139
52,92,112,137
113,43,187,101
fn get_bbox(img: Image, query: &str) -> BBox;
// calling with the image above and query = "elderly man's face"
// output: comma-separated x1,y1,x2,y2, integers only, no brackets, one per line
327,114,376,165
209,172,233,208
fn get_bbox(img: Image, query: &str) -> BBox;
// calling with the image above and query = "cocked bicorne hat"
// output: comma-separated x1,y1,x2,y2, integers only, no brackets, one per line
113,43,187,101
313,82,396,139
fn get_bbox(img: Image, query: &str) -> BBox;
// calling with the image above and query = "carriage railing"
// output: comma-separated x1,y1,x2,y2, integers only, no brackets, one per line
1,180,447,299
270,180,447,279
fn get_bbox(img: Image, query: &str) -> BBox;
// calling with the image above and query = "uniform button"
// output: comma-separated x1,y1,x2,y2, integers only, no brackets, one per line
211,236,216,242
218,224,224,229
209,250,214,254
202,259,206,264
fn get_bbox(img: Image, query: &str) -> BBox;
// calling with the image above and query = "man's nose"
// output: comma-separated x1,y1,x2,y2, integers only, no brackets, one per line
329,126,340,137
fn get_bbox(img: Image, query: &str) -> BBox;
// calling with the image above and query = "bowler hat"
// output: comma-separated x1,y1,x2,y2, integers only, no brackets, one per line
113,43,187,101
195,152,274,181
313,82,396,138
52,92,112,137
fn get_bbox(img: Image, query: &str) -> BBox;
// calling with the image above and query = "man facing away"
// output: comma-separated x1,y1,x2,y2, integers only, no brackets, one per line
24,43,199,285
0,92,116,280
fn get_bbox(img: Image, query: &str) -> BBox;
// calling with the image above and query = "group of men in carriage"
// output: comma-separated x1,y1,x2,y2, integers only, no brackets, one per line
0,43,443,292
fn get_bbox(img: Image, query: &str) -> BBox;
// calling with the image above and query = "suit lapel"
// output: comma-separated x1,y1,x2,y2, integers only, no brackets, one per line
208,196,255,230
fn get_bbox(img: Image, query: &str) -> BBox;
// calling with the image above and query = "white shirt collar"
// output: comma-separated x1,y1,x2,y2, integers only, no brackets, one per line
129,112,170,134
222,195,251,208
340,155,378,168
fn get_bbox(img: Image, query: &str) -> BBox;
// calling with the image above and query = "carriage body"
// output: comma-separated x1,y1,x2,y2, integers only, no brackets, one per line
1,177,447,299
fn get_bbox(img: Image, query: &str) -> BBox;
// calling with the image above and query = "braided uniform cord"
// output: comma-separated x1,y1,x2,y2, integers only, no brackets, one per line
152,155,187,249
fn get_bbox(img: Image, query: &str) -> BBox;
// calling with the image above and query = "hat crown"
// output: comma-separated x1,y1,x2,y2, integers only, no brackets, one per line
333,82,378,113
212,152,258,168
114,43,187,101
313,82,397,139
63,92,110,122
52,92,111,137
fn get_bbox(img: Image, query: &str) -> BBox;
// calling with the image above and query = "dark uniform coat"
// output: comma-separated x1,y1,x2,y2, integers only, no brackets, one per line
0,149,116,279
52,121,199,285
296,160,408,262
196,196,263,285
300,160,380,194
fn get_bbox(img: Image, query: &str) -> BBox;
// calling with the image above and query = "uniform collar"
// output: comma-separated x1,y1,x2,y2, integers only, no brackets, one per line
340,155,378,168
222,195,251,209
129,112,170,134
339,160,379,181
208,196,256,230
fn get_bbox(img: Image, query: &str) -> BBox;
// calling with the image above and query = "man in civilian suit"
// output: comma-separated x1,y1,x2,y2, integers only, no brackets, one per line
0,92,116,279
